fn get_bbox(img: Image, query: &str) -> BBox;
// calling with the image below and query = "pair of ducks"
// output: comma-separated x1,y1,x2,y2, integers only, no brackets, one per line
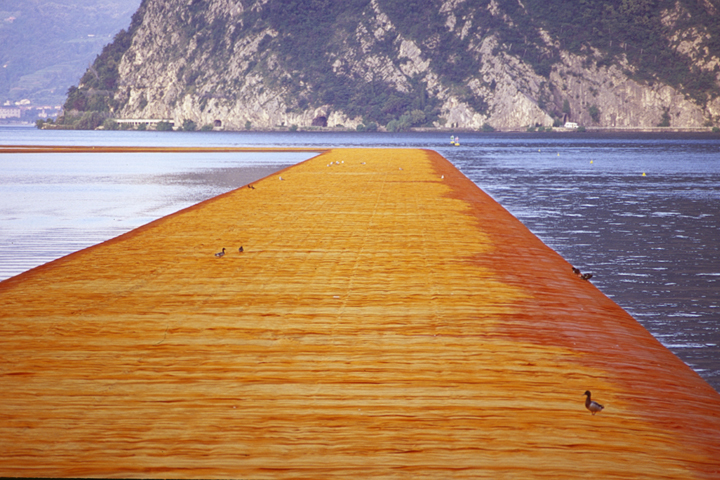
572,266,593,281
214,246,243,257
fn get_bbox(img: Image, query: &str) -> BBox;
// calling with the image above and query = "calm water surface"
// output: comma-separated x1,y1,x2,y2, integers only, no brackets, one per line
1,127,718,391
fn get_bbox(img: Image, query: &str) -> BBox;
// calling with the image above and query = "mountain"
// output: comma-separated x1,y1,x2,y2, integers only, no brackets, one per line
0,0,141,107
59,0,720,130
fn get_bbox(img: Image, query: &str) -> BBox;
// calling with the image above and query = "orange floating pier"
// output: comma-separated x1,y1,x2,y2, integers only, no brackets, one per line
1,148,718,479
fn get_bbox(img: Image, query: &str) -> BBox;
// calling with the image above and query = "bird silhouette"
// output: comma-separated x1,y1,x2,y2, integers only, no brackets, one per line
584,391,604,415
572,266,593,280
214,248,226,258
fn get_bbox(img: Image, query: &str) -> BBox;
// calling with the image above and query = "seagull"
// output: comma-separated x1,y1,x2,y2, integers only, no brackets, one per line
279,176,284,181
215,247,226,258
572,266,593,280
584,391,604,415
238,246,244,253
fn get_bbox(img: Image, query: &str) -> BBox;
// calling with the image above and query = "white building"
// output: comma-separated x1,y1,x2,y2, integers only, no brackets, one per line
0,107,21,119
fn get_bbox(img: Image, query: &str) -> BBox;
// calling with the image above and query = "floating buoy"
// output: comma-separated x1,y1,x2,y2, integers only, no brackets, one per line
590,160,593,164
557,153,560,156
642,172,646,176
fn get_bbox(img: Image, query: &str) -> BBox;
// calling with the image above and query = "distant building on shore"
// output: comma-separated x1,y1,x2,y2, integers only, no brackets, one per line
0,107,21,119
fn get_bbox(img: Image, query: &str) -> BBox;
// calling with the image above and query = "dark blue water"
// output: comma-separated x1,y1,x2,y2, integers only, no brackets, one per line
438,135,720,392
1,127,718,391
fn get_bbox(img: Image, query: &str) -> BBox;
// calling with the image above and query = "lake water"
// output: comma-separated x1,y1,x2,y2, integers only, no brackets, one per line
1,126,718,392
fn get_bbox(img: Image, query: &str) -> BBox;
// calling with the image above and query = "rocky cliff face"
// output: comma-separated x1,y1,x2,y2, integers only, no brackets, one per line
73,0,720,130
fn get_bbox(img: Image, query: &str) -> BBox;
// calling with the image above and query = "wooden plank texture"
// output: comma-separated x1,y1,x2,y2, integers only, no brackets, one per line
1,148,718,479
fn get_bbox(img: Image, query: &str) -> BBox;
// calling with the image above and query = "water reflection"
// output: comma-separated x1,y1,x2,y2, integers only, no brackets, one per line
0,150,311,280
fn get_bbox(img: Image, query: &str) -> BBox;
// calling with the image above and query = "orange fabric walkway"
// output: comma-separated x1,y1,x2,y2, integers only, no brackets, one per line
1,148,718,478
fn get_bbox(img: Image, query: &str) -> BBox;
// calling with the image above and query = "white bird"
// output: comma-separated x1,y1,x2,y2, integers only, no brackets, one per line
584,390,604,415
279,176,284,180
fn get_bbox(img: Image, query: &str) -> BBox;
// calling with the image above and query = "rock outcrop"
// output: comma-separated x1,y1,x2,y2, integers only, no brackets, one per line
70,0,720,130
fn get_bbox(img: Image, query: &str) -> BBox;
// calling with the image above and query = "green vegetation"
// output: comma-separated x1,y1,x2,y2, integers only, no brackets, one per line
155,120,173,131
59,0,720,130
518,0,720,104
56,2,147,129
0,0,141,106
658,108,671,127
182,119,197,131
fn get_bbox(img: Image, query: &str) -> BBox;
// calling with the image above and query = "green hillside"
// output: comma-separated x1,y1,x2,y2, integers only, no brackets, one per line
60,0,720,130
0,0,141,106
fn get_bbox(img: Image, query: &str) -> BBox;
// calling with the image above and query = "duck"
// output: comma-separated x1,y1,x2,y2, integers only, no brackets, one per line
215,247,226,258
238,246,244,253
584,390,604,415
572,266,593,280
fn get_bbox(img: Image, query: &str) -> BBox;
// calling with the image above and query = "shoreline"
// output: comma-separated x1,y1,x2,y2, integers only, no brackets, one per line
7,122,720,135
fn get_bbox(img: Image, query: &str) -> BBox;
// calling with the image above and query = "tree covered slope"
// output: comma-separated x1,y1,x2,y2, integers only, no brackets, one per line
60,0,720,130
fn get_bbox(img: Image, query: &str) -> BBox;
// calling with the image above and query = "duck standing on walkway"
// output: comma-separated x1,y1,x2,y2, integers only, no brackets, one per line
584,390,604,415
215,248,226,258
572,266,593,280
238,246,244,253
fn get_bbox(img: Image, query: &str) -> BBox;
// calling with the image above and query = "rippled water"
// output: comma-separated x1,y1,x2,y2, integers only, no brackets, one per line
439,135,720,392
1,127,718,391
